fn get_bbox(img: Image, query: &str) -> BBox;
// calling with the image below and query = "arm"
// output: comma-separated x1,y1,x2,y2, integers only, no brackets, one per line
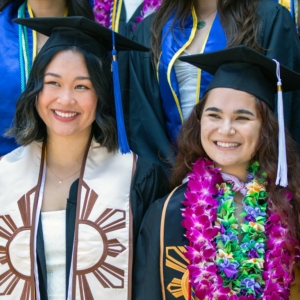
130,156,170,246
132,196,166,300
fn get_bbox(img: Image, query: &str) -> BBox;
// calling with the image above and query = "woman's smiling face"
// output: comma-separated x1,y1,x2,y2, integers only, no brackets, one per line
200,88,262,178
36,50,98,140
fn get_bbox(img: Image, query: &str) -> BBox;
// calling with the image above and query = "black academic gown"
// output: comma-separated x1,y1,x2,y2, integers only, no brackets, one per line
36,156,170,299
117,2,145,127
132,184,188,300
129,0,300,174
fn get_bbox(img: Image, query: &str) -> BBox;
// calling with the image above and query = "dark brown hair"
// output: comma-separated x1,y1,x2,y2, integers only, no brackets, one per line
171,94,300,240
151,0,261,65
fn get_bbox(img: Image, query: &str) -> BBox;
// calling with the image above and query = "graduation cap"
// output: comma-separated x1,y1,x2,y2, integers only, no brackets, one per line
179,45,300,187
14,16,149,154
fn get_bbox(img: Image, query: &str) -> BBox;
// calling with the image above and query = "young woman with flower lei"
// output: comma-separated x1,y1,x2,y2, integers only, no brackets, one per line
133,47,300,300
128,0,300,176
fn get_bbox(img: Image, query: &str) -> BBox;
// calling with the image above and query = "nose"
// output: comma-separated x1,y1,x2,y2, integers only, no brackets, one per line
218,119,235,135
56,88,76,105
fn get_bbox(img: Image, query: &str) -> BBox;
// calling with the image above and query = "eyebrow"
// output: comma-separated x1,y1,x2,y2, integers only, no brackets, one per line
44,73,91,80
234,109,255,116
44,72,60,78
205,107,255,116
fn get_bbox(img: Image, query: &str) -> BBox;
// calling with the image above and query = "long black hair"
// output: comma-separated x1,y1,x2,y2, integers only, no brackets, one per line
0,0,94,19
8,45,119,152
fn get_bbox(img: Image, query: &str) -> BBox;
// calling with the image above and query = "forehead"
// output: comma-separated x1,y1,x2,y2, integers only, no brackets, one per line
45,50,88,73
204,88,257,111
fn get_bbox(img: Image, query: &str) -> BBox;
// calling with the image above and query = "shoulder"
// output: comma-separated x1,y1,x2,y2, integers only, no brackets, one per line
134,155,169,183
257,0,292,18
163,183,187,213
132,13,156,45
145,183,187,221
0,143,40,164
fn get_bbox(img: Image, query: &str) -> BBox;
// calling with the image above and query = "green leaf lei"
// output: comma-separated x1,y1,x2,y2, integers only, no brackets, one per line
214,161,268,297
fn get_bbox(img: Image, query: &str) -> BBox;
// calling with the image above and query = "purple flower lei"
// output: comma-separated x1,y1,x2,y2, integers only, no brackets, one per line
133,0,162,30
93,0,114,28
182,157,299,299
93,0,161,30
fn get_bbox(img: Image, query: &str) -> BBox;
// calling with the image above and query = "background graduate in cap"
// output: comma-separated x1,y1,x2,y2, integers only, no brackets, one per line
0,16,169,299
128,0,300,178
133,46,300,300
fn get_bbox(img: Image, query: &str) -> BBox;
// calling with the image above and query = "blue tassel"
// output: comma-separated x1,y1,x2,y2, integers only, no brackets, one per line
112,31,130,154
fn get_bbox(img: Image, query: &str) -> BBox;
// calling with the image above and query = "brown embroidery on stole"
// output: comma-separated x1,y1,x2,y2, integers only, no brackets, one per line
73,181,127,299
0,188,36,298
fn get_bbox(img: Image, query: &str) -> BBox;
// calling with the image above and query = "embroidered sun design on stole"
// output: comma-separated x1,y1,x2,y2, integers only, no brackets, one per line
166,246,190,299
0,188,36,298
74,181,128,298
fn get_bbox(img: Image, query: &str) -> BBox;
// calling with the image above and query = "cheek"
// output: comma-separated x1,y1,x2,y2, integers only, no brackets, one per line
245,123,261,149
200,119,215,142
86,97,98,120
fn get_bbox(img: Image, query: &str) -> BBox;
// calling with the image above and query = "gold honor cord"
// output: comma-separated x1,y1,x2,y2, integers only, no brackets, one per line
280,0,291,11
111,0,123,32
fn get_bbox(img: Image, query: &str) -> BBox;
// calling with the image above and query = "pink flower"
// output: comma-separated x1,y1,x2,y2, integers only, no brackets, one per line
182,156,298,299
133,0,162,30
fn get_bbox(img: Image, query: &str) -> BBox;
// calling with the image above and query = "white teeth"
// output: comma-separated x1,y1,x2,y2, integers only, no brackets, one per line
54,110,77,118
216,142,239,148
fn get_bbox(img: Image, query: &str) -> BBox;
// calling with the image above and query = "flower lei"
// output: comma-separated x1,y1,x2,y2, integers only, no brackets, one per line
182,158,299,299
93,0,161,30
93,0,115,28
133,0,161,30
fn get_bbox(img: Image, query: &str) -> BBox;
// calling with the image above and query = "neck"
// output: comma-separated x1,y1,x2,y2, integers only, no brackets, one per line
46,133,90,170
194,0,217,16
215,164,248,182
28,0,67,17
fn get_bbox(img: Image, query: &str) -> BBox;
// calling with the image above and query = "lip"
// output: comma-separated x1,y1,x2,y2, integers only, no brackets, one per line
214,141,241,150
51,109,79,122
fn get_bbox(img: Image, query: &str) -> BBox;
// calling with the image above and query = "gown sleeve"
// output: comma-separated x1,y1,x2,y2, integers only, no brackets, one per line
132,184,188,300
130,156,170,251
132,195,167,300
128,14,175,173
258,0,300,145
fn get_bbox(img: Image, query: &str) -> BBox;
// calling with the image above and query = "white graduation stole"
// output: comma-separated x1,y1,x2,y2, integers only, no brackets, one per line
0,140,134,299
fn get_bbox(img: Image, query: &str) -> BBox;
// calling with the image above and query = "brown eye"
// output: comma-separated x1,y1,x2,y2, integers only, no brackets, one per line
236,116,250,120
75,85,89,90
45,81,59,86
208,113,221,119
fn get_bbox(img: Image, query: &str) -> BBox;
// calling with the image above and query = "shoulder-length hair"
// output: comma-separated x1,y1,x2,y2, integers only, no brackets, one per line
8,45,118,152
171,93,300,240
151,0,261,65
0,0,94,19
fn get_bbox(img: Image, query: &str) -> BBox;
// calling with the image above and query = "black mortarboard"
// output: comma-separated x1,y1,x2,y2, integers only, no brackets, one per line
14,16,149,154
13,16,148,57
179,46,300,187
179,46,300,110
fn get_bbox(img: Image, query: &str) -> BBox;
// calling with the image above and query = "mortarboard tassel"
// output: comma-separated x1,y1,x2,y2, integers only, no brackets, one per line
111,30,131,154
273,59,288,187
